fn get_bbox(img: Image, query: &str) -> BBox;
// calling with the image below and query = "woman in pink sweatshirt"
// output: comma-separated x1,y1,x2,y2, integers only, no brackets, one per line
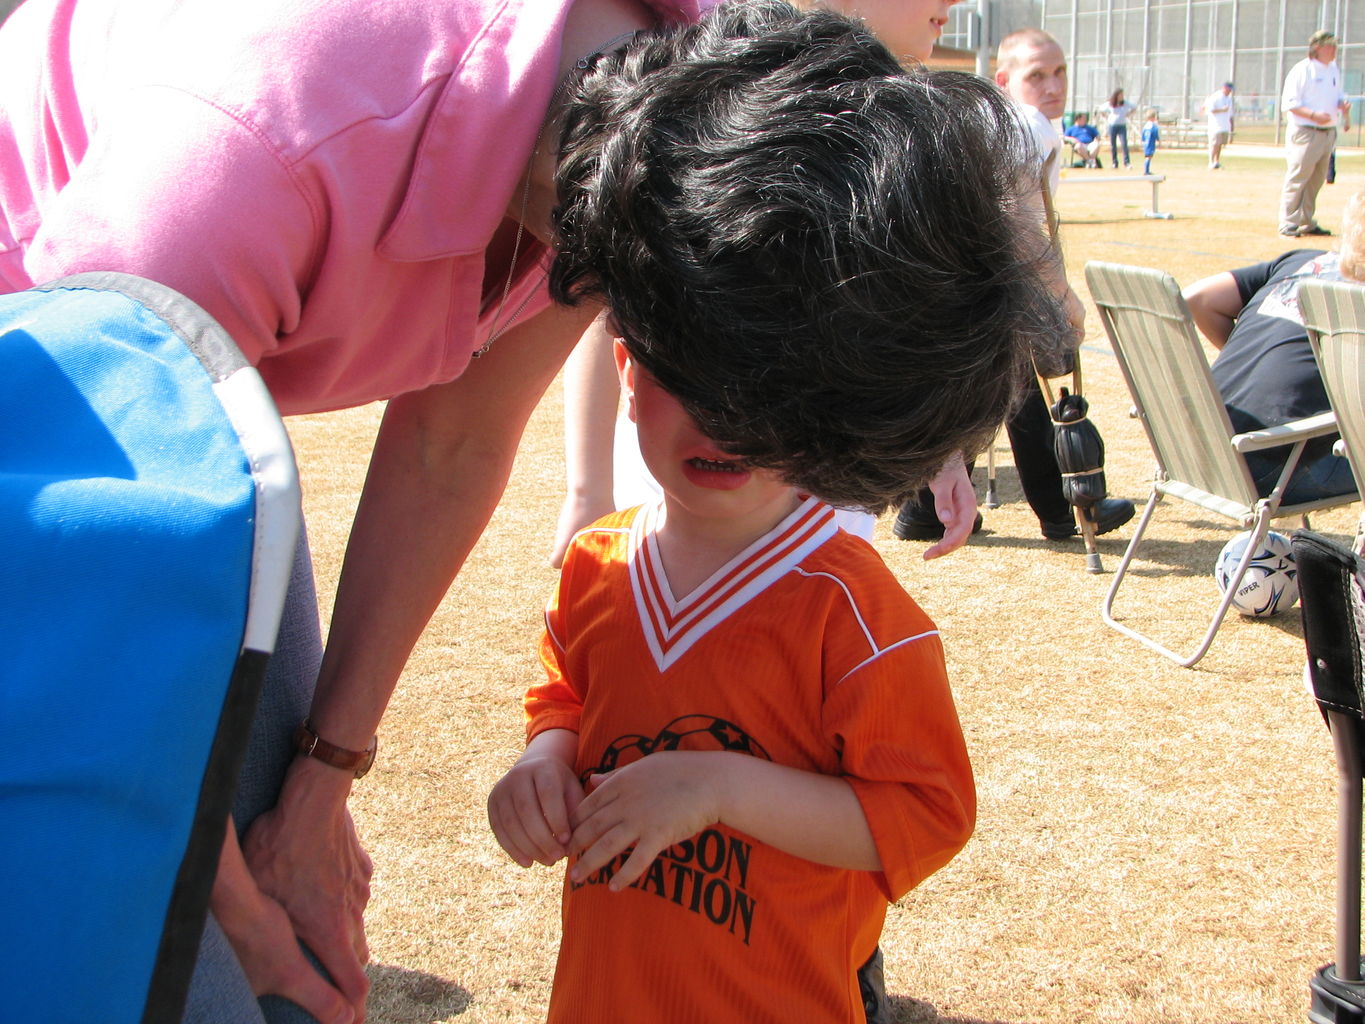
0,0,1064,1020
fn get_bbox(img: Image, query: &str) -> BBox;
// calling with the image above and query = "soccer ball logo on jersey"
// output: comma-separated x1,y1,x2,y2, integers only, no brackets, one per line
582,713,771,785
573,714,770,945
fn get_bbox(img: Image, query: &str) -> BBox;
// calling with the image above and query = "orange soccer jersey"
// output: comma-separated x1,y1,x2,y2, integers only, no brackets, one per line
527,496,975,1024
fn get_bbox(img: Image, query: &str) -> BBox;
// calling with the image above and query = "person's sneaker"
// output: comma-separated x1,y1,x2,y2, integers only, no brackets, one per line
1040,498,1136,540
1280,226,1302,236
892,502,984,541
1301,224,1332,236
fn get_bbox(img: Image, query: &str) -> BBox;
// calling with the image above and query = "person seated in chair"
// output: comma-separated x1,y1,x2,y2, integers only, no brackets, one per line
1063,112,1103,168
1183,186,1365,504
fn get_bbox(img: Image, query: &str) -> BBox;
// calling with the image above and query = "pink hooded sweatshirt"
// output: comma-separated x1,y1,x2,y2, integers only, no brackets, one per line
0,0,698,414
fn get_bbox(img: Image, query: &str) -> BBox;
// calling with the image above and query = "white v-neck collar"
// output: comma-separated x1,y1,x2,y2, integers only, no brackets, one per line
627,495,838,672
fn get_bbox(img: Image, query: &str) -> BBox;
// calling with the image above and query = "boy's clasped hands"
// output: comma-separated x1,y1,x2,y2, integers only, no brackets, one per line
488,729,731,891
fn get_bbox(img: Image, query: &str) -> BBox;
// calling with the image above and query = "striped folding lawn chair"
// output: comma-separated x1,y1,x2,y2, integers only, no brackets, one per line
1085,260,1357,667
1299,278,1365,557
0,273,300,1023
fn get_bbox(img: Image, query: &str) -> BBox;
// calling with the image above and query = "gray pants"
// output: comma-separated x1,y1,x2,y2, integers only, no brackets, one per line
1280,124,1336,232
182,533,325,1024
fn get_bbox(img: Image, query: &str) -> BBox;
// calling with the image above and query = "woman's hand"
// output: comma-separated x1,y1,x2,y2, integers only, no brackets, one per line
213,824,356,1024
1061,282,1086,341
921,455,977,560
241,759,374,1022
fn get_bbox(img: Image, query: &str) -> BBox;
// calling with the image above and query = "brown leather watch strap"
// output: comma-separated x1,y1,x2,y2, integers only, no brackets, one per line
293,720,377,779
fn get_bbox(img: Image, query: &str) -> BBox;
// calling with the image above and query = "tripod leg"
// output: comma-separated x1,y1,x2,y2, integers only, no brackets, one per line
985,429,1001,509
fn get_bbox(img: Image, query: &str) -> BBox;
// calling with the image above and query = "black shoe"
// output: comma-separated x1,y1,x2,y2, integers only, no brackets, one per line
857,947,891,1024
1301,224,1332,236
893,503,984,541
1040,498,1136,540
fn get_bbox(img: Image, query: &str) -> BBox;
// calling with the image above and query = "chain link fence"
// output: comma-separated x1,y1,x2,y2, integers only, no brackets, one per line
945,0,1364,147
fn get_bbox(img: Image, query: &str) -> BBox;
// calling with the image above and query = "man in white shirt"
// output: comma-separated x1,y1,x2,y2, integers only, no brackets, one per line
996,28,1067,194
1280,30,1351,237
1202,81,1235,169
896,27,1137,543
987,28,1133,540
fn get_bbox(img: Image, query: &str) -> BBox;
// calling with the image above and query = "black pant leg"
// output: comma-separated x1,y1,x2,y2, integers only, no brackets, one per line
1005,389,1070,525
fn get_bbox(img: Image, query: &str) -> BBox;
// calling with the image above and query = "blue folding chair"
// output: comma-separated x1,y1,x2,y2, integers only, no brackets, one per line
0,273,300,1023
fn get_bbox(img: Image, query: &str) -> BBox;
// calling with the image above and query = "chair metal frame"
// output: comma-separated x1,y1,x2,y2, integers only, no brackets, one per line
1085,260,1357,667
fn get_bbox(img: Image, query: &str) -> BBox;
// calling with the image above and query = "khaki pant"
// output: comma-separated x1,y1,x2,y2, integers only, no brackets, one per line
1280,124,1336,231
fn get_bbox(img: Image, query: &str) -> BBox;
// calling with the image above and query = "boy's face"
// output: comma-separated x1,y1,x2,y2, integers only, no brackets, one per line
997,41,1067,120
816,0,960,63
615,342,797,528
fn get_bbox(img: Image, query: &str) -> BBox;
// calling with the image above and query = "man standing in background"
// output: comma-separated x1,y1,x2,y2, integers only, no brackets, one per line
1202,81,1234,169
894,27,1135,543
1279,30,1350,237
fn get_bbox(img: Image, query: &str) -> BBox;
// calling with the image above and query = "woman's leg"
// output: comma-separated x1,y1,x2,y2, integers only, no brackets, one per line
230,532,322,829
1004,388,1071,527
182,530,326,1024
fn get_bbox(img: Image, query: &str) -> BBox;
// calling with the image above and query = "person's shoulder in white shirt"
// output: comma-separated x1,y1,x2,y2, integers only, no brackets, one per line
1018,104,1062,193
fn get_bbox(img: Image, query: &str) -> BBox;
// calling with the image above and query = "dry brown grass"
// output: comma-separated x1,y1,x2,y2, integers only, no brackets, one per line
285,147,1364,1024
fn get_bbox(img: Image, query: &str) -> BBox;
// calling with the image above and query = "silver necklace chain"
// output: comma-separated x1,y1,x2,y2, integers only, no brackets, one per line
473,30,638,358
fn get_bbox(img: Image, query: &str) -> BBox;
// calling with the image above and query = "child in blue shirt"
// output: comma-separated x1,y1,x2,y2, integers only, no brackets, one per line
1141,109,1160,175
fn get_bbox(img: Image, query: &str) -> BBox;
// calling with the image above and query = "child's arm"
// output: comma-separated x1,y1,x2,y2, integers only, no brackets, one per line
568,751,877,891
489,728,585,868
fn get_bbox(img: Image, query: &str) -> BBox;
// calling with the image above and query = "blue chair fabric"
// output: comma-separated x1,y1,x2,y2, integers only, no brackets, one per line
0,273,299,1023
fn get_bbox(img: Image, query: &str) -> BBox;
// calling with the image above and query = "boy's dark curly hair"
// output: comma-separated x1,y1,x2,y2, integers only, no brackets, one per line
549,0,1069,512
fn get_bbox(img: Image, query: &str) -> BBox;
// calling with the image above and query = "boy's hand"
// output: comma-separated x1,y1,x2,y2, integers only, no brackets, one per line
489,753,585,867
569,752,721,890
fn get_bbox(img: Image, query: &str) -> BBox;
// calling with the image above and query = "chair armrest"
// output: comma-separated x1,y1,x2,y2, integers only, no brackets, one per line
1232,411,1339,451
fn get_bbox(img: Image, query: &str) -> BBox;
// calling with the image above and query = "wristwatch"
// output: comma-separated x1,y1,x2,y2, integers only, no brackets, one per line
293,720,377,779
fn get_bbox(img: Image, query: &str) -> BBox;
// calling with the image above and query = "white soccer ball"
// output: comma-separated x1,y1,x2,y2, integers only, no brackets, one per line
1214,530,1299,617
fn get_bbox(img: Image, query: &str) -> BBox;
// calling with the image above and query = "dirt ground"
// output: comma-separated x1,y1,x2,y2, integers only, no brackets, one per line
284,146,1364,1023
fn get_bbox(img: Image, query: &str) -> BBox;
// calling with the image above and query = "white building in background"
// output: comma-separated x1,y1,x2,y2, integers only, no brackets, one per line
942,0,1362,144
